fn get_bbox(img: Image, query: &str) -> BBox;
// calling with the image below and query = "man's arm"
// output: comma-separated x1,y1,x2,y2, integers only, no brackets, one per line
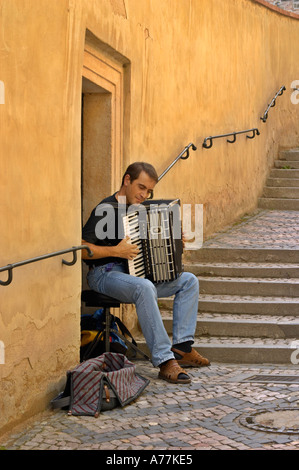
81,237,139,261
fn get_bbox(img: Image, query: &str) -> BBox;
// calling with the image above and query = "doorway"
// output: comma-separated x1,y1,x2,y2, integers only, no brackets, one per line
81,77,112,225
81,33,127,299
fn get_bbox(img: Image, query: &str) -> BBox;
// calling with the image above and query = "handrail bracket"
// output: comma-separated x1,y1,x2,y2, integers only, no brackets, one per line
260,85,286,123
157,143,197,182
203,128,260,149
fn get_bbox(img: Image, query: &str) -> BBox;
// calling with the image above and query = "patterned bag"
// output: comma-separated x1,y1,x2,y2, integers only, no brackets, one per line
51,353,149,417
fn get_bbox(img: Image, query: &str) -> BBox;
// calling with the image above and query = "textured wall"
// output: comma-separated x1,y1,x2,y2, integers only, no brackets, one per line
0,0,299,434
0,0,83,434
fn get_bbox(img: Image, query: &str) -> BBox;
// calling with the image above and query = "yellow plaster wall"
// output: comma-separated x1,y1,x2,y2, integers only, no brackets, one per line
0,0,84,434
0,0,299,434
83,0,299,234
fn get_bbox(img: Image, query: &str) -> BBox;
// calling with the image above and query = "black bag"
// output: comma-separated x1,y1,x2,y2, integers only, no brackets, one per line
51,353,150,417
80,309,149,362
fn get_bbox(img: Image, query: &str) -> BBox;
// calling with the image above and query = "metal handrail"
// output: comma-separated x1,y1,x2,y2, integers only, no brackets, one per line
0,245,93,286
1,86,288,286
202,85,286,149
202,128,260,149
158,143,197,181
260,85,286,123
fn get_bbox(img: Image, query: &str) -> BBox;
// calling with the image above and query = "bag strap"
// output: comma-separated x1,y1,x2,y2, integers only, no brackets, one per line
112,315,137,346
81,312,150,362
109,327,150,361
81,329,104,362
110,314,150,361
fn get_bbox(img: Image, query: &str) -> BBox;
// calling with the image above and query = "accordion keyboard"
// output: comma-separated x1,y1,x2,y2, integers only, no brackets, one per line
122,200,183,283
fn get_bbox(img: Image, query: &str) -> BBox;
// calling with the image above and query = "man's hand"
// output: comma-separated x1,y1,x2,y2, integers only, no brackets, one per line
115,236,139,260
81,238,139,261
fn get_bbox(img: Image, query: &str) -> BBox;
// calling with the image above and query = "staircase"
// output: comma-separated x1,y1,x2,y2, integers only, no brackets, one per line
259,148,299,210
136,148,299,364
177,247,299,364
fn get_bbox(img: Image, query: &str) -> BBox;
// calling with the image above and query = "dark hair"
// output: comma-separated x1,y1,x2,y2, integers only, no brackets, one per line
121,162,158,186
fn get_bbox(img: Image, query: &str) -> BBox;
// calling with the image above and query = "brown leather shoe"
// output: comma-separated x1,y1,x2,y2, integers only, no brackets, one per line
158,359,191,384
171,347,210,367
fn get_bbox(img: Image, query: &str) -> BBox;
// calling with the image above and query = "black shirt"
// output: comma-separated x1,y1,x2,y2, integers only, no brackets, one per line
82,193,127,267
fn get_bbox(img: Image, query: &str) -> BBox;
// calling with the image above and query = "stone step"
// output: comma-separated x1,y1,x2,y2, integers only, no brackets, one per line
198,294,299,315
161,312,299,339
198,276,299,297
258,197,299,210
188,247,299,263
158,295,299,316
274,160,299,169
156,160,299,364
266,178,299,187
135,336,299,364
186,262,299,278
263,186,299,198
279,149,299,161
269,169,299,179
195,337,299,364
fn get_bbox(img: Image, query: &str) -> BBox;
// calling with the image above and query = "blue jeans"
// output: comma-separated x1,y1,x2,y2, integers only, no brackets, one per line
87,262,199,367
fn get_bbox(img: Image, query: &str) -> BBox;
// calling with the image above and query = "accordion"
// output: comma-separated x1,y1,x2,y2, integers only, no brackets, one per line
123,199,183,283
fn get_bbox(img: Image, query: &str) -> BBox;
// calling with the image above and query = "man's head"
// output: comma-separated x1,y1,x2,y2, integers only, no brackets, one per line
119,162,158,205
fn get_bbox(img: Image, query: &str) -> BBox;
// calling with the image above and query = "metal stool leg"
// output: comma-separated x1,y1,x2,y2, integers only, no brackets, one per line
105,307,110,352
81,290,150,361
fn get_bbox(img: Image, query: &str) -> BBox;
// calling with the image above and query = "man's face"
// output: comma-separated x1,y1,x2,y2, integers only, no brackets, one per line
123,171,157,205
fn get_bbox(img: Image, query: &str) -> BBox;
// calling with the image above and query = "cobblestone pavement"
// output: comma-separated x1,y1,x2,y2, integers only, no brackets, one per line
204,209,299,249
1,210,299,453
1,361,299,451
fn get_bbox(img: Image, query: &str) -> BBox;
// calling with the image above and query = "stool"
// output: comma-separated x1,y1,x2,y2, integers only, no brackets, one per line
81,290,149,361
